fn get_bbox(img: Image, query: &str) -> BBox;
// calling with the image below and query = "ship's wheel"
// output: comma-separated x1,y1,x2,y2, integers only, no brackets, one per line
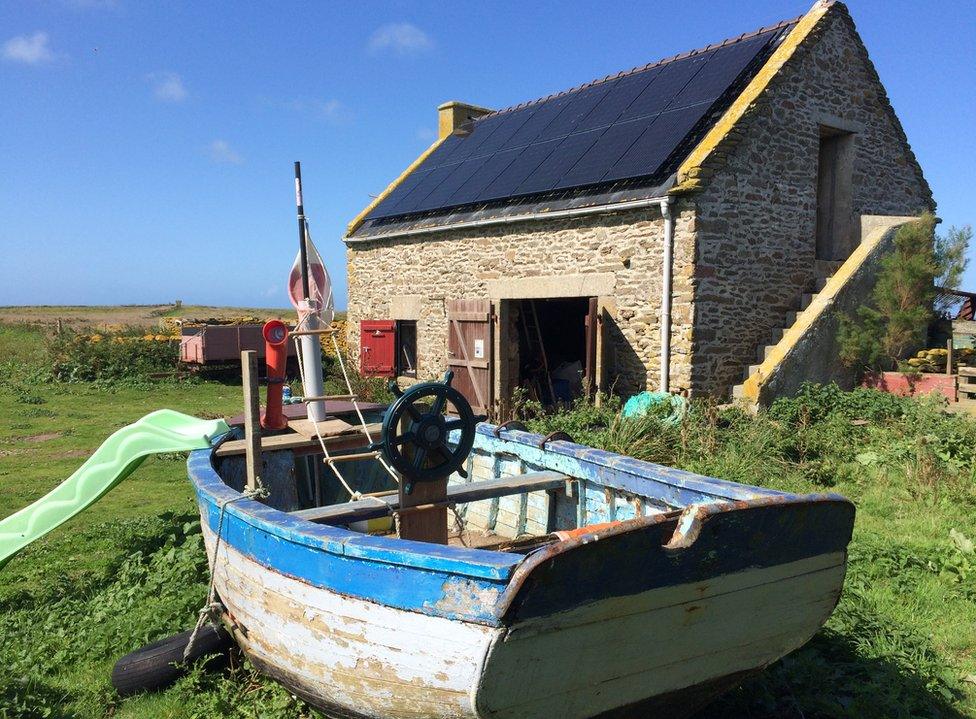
378,371,480,494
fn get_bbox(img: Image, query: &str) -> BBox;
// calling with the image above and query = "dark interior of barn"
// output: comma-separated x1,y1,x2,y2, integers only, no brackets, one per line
516,297,589,405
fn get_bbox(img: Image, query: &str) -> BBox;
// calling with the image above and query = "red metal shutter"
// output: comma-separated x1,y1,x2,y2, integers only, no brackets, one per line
360,320,396,377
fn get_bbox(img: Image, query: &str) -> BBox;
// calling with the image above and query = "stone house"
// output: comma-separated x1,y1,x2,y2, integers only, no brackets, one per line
343,1,932,414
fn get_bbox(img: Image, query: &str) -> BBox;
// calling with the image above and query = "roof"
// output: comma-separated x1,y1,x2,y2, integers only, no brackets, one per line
349,15,805,240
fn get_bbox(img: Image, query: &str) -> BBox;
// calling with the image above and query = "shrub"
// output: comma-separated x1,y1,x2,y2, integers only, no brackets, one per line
47,328,179,382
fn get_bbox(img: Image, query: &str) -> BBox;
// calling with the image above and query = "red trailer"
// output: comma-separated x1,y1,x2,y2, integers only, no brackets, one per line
180,324,298,365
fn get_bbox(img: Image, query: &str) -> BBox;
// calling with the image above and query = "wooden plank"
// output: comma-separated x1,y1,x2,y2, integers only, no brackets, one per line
241,350,261,491
215,422,382,457
292,471,570,525
958,366,976,377
398,469,449,544
287,417,355,440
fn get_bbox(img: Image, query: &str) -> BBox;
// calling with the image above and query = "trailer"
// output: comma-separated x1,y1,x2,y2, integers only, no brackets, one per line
180,324,298,365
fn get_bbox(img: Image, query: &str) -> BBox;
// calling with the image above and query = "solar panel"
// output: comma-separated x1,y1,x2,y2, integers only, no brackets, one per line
537,82,615,140
465,105,539,157
602,105,704,182
616,52,712,123
480,139,561,202
515,129,603,195
442,148,521,206
380,164,458,216
503,93,575,149
370,168,434,215
673,36,768,107
442,113,507,164
411,157,489,212
573,69,659,132
555,120,647,188
364,24,790,221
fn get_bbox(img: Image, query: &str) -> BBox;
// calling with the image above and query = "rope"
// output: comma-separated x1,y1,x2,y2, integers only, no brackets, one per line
184,482,269,661
450,504,468,547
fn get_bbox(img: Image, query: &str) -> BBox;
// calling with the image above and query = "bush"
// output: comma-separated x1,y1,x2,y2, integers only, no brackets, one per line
48,328,179,382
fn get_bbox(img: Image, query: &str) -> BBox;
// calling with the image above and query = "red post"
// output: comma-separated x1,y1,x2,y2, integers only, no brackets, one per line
261,320,289,430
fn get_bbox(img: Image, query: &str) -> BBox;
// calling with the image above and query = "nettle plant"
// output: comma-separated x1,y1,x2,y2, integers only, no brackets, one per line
838,214,972,374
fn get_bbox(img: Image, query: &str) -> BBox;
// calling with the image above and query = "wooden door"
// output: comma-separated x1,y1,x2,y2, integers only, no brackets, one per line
446,299,492,415
360,320,396,377
584,297,599,396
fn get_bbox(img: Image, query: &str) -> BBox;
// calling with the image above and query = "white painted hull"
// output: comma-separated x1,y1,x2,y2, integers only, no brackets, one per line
205,527,498,718
203,526,845,719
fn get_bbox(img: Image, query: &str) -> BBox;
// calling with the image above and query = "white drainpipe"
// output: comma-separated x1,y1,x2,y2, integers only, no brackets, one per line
659,197,675,394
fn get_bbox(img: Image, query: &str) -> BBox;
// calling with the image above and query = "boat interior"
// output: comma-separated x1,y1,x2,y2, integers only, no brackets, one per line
210,404,761,555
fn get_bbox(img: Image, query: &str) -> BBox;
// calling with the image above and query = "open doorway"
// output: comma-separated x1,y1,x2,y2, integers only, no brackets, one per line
816,126,855,262
514,297,596,406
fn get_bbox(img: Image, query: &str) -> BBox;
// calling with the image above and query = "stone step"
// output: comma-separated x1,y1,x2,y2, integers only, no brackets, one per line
784,311,797,327
732,383,745,399
757,343,778,362
747,363,762,377
769,327,784,344
800,293,814,310
814,276,828,292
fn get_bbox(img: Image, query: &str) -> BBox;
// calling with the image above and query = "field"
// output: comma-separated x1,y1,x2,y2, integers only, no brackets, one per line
1,309,975,718
0,304,298,330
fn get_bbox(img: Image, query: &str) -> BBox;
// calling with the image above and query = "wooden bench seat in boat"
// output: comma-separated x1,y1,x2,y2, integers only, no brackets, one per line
291,471,572,525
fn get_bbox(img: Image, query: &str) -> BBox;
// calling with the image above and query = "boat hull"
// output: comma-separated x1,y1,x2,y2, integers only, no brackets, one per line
202,523,845,719
190,422,854,719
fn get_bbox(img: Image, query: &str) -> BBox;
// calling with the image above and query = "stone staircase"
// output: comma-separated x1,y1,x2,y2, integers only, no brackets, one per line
731,260,843,400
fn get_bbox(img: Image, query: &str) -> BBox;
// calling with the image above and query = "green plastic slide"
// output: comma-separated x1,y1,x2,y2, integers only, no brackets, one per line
0,409,230,569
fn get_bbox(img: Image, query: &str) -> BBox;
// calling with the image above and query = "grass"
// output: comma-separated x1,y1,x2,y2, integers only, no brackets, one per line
1,323,975,718
0,304,298,330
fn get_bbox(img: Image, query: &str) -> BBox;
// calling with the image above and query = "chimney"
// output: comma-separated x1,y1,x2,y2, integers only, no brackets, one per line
437,101,492,139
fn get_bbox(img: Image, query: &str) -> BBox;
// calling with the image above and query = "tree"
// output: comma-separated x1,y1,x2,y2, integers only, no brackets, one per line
838,213,970,373
935,224,973,316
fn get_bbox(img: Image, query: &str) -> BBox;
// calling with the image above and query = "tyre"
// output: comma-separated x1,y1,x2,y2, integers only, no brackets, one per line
111,624,232,697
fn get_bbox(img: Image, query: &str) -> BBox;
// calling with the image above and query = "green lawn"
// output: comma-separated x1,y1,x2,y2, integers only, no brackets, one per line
1,323,975,718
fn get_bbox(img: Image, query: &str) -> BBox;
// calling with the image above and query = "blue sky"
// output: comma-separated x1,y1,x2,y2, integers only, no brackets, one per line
1,0,973,309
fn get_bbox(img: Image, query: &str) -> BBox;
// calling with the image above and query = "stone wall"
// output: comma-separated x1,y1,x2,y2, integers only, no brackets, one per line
346,205,696,405
687,7,933,398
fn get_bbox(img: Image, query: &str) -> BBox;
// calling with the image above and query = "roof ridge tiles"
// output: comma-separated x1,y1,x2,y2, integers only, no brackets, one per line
478,14,803,121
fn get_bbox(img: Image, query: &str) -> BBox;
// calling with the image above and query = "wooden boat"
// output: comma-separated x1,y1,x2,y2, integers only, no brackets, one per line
187,415,854,719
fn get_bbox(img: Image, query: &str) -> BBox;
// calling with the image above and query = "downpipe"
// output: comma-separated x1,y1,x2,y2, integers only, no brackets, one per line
659,198,675,394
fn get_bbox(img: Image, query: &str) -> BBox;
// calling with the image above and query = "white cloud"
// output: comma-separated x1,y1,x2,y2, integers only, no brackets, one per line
147,72,187,103
3,32,57,65
208,139,243,165
287,98,351,123
368,23,432,55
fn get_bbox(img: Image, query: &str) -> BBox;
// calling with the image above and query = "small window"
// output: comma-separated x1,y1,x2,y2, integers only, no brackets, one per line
396,320,417,378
